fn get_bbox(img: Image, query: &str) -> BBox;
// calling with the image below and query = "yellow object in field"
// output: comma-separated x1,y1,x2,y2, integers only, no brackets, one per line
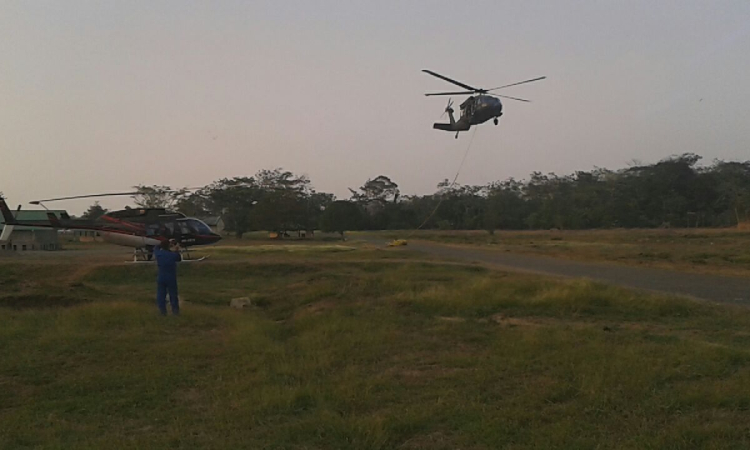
269,232,279,239
388,239,408,247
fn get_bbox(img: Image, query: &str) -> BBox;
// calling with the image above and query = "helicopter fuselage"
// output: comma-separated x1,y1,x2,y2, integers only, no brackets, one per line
433,95,503,133
463,95,503,126
0,198,222,251
423,69,544,137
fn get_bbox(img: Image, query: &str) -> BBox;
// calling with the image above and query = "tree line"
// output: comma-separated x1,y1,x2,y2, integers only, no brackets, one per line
80,154,750,237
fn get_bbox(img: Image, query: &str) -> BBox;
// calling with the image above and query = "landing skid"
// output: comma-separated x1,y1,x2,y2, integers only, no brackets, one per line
182,256,208,263
129,246,207,263
132,247,153,262
128,255,208,264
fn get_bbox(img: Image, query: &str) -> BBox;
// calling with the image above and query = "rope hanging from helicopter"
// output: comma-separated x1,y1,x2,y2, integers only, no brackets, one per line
388,70,545,246
399,126,478,242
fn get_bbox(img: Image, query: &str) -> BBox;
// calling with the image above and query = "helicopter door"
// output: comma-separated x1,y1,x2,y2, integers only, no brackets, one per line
178,220,191,237
163,222,176,238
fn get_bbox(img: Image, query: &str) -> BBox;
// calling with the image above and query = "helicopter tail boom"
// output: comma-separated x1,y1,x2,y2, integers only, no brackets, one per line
433,123,457,131
433,115,470,132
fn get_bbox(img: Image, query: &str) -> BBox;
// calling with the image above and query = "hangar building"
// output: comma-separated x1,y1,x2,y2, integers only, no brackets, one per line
0,210,68,251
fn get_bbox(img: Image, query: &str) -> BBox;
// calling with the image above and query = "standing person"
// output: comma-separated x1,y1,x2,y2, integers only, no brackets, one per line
153,238,182,316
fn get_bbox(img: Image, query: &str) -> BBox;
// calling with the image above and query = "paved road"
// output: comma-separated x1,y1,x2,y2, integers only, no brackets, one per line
362,237,750,305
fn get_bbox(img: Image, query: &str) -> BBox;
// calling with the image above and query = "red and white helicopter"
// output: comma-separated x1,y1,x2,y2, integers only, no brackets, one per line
0,193,221,261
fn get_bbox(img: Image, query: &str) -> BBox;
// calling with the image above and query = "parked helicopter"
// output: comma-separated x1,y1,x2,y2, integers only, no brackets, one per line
0,193,221,261
423,69,546,138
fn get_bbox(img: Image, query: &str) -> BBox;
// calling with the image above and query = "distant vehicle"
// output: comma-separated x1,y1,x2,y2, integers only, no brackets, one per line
423,69,546,138
0,193,220,261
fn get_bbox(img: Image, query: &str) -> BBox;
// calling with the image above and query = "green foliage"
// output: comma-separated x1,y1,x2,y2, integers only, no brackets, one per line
81,201,107,220
320,200,363,238
173,170,325,238
402,154,750,231
202,177,260,238
132,185,183,209
349,175,400,205
134,154,750,234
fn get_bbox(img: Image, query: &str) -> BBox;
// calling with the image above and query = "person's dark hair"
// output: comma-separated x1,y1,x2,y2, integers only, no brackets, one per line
160,240,171,250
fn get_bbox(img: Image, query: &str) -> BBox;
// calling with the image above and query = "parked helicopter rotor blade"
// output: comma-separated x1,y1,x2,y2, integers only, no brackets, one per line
487,76,546,91
425,91,476,96
30,187,206,205
30,192,140,205
422,70,479,92
488,93,531,102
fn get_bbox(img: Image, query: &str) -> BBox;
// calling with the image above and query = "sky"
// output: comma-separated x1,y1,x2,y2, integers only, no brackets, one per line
1,0,749,214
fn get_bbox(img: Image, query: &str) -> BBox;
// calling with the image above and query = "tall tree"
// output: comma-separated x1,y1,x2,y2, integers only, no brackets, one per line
204,177,260,238
81,202,108,220
255,168,312,195
253,190,306,234
350,176,401,229
132,185,185,209
350,176,400,205
320,200,363,239
484,179,526,232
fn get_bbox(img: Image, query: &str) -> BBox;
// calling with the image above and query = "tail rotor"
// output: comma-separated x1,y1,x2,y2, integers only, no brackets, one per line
440,98,454,119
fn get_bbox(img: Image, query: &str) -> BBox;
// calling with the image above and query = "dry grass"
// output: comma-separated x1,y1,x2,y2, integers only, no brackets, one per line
2,245,750,448
366,228,750,276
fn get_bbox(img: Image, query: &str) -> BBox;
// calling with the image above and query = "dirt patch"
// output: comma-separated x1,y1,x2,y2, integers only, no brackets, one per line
293,300,337,319
0,295,89,309
437,316,467,323
489,314,544,328
172,388,206,412
66,263,117,287
397,364,467,380
399,431,455,449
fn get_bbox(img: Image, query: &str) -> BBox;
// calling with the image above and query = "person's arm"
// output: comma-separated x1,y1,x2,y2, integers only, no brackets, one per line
170,241,182,262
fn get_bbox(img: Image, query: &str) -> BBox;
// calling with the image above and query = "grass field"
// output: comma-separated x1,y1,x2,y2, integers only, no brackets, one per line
2,242,750,449
367,228,750,277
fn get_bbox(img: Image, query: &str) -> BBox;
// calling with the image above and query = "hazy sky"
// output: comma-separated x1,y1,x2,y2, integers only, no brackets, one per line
2,1,749,214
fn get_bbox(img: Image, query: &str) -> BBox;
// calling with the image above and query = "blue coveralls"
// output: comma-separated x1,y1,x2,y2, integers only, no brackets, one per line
154,246,182,315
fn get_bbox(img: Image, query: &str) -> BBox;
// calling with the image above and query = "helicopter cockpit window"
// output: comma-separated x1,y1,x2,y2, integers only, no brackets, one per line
164,222,175,236
146,224,159,236
178,221,191,235
187,219,213,235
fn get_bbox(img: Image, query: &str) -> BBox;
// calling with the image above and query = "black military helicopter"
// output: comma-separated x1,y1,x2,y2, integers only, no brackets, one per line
0,193,221,261
423,69,546,138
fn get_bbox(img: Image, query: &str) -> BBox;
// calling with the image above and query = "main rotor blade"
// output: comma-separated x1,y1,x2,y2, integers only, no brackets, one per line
422,70,478,92
30,192,140,204
488,76,546,91
425,91,476,96
29,187,205,205
488,93,531,102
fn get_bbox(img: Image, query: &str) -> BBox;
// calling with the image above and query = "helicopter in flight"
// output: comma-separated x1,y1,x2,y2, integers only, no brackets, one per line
423,69,546,138
0,192,221,261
